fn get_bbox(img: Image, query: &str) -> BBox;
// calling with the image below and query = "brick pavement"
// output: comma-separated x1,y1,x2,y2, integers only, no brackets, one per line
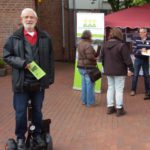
0,62,150,150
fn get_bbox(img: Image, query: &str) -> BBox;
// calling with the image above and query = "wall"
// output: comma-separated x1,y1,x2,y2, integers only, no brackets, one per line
37,0,76,61
0,0,35,56
68,0,111,10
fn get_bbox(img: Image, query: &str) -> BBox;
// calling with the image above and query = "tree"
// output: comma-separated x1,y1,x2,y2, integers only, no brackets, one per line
107,0,150,12
132,0,150,5
107,0,133,12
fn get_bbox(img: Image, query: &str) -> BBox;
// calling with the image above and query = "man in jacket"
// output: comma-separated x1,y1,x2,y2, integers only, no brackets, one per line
130,28,150,100
3,8,54,149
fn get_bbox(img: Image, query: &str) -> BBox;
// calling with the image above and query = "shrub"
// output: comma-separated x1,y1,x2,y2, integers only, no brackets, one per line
0,58,5,68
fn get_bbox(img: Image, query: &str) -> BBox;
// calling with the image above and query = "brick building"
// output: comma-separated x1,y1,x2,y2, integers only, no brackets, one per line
0,0,111,62
0,0,76,61
0,0,35,58
37,0,77,61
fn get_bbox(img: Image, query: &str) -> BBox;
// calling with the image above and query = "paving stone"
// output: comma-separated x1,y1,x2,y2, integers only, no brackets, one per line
0,62,150,150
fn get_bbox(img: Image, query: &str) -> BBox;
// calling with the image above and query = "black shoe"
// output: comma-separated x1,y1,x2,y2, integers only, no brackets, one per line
144,93,150,100
107,106,116,114
116,107,126,117
17,139,26,150
34,135,46,148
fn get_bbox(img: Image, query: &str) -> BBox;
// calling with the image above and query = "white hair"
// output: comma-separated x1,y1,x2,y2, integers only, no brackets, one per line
21,8,38,18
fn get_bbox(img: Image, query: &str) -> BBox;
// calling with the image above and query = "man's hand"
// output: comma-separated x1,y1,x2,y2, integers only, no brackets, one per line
25,64,30,69
141,48,146,52
128,70,133,76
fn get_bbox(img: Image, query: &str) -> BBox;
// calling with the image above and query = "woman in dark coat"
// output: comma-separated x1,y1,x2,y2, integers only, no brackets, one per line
100,28,134,116
77,30,100,107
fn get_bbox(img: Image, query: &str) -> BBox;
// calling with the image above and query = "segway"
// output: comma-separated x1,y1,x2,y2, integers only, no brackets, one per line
5,100,53,150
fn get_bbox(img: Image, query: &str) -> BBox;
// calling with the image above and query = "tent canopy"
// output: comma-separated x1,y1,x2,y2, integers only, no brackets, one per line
105,4,150,28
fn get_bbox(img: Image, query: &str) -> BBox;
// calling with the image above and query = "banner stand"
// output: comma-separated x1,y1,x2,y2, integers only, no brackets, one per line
72,12,104,93
73,60,102,93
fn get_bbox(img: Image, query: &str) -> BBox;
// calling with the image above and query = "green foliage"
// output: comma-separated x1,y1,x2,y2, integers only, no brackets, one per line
132,0,150,5
107,0,150,12
108,0,133,12
132,0,145,5
0,58,5,68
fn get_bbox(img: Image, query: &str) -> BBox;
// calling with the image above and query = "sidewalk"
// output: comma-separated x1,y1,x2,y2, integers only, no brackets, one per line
0,62,150,150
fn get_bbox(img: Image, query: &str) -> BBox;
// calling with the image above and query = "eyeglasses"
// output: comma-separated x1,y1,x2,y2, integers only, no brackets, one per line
22,16,36,19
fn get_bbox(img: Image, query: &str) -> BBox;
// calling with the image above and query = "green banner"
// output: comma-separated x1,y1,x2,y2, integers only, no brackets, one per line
73,12,104,93
77,33,104,39
73,61,102,93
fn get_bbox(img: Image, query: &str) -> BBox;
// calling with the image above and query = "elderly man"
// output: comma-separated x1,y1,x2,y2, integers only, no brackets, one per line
130,28,150,99
3,8,54,149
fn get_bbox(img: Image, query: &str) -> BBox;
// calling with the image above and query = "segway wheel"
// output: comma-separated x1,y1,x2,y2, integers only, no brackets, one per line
45,133,53,150
5,138,17,150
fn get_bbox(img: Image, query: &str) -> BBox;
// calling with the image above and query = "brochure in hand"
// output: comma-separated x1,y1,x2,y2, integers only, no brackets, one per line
28,61,46,80
141,52,150,56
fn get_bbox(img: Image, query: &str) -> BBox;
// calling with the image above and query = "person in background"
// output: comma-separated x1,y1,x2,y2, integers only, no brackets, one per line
130,28,150,100
77,30,100,107
3,8,54,150
100,28,134,117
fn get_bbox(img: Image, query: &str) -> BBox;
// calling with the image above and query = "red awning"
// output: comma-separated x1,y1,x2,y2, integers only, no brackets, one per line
105,4,150,28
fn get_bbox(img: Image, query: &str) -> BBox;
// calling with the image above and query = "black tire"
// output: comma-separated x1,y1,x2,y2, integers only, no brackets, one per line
45,134,53,150
5,139,17,150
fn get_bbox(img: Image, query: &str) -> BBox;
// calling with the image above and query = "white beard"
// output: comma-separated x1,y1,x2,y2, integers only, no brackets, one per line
23,23,36,31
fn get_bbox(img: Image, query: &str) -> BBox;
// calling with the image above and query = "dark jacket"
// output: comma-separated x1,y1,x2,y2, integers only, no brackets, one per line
77,40,100,68
132,36,150,61
100,39,134,76
3,27,54,92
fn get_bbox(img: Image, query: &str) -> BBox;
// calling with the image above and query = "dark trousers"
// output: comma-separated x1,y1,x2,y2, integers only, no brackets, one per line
131,58,150,93
13,89,45,140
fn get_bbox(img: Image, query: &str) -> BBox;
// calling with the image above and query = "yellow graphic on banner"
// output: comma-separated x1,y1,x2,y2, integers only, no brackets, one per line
83,19,96,27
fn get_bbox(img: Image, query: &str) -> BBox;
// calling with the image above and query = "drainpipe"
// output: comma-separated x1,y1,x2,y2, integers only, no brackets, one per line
34,0,38,16
73,0,77,59
61,0,66,61
73,0,76,34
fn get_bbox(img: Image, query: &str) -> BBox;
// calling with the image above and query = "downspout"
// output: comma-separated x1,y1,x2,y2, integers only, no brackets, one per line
61,0,66,61
34,0,38,17
34,0,40,27
67,0,70,61
73,0,76,35
73,0,77,60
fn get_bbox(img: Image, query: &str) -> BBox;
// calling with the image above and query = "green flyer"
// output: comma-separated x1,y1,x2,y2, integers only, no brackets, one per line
28,61,46,80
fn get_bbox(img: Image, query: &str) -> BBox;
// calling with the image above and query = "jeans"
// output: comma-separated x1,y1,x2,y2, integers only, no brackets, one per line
78,68,95,106
13,89,45,140
131,58,150,93
107,76,125,109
